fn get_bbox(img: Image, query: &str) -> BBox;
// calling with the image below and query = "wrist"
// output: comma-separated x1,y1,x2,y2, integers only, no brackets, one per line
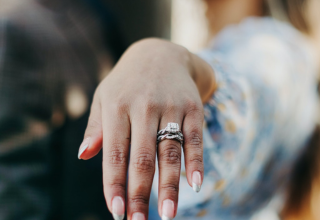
189,53,217,103
128,38,192,68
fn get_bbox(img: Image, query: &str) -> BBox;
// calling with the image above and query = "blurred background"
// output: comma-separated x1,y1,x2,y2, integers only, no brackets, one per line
0,0,319,220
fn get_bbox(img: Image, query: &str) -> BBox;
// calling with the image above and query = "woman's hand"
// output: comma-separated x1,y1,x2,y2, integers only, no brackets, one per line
77,39,216,220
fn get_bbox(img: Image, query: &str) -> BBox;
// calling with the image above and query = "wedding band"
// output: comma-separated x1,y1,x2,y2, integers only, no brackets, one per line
157,122,184,145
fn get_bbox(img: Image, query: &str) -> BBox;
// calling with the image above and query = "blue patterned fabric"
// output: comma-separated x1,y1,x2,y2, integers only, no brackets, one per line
149,17,319,220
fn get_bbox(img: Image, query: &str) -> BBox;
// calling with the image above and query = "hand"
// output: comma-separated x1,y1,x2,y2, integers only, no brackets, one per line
78,38,215,220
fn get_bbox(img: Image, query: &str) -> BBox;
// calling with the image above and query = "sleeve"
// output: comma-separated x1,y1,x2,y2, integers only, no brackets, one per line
0,18,52,220
197,34,318,214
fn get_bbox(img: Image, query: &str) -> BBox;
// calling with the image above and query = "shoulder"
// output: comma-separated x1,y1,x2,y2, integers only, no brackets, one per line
202,17,318,81
225,18,314,60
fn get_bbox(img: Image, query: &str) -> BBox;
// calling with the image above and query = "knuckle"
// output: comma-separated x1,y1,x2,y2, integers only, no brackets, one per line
160,143,181,164
106,182,126,192
189,155,203,164
160,183,179,193
185,100,204,118
133,152,155,173
129,195,149,206
164,100,179,114
135,183,147,193
110,101,128,116
144,101,159,116
117,102,128,115
108,145,127,165
186,131,202,148
185,99,201,112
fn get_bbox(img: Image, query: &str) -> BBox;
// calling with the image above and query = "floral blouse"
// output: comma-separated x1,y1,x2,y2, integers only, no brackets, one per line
149,17,319,220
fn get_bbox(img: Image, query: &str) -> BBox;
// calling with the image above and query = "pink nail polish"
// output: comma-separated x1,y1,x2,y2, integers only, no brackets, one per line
132,212,145,220
112,196,125,220
162,199,175,220
78,137,90,159
192,171,202,193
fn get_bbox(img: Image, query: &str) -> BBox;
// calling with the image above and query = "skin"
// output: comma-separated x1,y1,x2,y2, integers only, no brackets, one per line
284,178,320,220
79,0,264,219
205,0,264,37
79,39,215,219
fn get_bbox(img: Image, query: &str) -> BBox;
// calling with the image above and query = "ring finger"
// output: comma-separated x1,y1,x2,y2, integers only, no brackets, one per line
157,112,184,220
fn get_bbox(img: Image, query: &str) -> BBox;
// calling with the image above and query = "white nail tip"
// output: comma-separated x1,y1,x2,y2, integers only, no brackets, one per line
162,215,173,220
192,182,201,193
112,214,124,220
78,144,89,159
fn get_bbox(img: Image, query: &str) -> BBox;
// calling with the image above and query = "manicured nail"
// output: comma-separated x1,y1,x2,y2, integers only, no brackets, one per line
192,171,202,193
132,212,145,220
162,199,175,220
112,196,125,220
78,137,90,159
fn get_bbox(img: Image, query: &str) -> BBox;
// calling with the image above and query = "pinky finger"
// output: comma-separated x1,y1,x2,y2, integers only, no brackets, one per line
183,107,204,193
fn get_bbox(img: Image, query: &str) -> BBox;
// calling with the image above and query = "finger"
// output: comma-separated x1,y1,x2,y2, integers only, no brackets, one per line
102,102,131,220
157,112,183,220
183,103,204,193
78,89,103,160
127,108,159,220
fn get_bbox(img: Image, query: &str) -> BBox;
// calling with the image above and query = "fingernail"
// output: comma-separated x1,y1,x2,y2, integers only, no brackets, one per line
112,196,125,220
192,171,202,193
132,212,145,220
162,199,175,220
78,137,90,159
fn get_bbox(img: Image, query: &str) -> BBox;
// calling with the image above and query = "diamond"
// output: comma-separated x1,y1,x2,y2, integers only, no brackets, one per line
165,123,179,133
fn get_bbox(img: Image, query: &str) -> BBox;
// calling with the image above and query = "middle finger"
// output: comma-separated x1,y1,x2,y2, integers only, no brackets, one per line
127,109,159,220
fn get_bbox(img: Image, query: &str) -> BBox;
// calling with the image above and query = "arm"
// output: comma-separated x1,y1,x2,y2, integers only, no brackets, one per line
191,35,318,215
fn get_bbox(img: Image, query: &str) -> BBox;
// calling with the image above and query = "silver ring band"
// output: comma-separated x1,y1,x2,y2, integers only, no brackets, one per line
157,122,184,145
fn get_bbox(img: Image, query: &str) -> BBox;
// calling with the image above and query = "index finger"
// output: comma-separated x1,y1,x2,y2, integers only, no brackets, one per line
102,103,131,220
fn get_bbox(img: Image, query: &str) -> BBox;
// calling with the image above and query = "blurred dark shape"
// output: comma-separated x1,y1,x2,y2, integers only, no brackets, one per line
279,0,311,33
282,126,320,219
0,0,171,219
103,0,171,44
282,77,320,219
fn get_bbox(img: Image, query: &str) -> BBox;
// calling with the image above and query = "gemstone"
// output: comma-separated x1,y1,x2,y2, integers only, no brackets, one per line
166,123,179,133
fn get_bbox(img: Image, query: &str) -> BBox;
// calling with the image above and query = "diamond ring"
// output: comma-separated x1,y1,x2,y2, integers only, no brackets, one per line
157,123,184,145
